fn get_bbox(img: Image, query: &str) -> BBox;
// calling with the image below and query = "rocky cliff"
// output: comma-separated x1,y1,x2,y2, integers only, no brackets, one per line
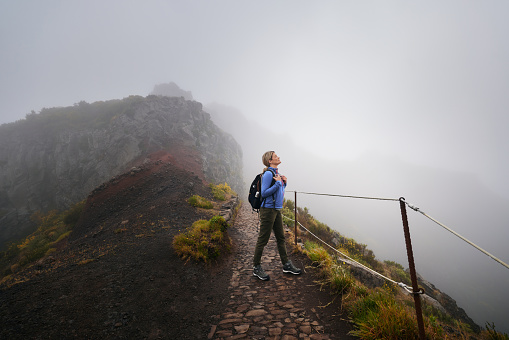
0,95,243,249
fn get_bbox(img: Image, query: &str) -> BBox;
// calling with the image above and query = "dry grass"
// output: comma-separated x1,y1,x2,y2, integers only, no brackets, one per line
172,216,231,263
209,183,235,201
187,195,213,209
296,220,491,339
0,201,84,280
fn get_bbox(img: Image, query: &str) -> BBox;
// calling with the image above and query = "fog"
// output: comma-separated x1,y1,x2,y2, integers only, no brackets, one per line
2,0,509,333
208,102,509,332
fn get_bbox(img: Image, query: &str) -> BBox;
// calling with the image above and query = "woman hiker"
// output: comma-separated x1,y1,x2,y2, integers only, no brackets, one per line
252,151,302,281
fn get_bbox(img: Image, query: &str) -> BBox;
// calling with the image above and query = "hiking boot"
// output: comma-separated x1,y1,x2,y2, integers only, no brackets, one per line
253,265,270,281
283,260,302,275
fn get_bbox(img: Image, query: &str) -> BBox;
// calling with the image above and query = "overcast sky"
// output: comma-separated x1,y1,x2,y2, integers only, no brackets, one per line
2,1,509,331
2,1,508,199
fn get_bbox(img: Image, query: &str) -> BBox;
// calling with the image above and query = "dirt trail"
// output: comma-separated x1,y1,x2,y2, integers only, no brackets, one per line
210,203,355,340
0,153,354,339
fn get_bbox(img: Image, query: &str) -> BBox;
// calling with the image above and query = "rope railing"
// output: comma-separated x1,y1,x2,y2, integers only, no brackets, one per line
285,190,509,271
283,214,416,295
404,202,509,270
286,190,399,202
283,189,509,339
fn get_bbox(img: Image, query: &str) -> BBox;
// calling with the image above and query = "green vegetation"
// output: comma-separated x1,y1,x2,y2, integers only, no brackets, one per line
300,240,467,339
188,195,214,209
0,96,147,154
188,183,236,210
348,287,422,339
281,199,295,227
485,322,509,339
0,201,84,282
305,241,355,294
384,260,411,286
179,183,238,262
291,200,504,339
173,216,230,262
284,199,380,271
209,182,236,201
284,200,333,241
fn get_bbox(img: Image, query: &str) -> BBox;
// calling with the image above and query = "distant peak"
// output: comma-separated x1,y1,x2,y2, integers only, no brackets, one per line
150,82,193,100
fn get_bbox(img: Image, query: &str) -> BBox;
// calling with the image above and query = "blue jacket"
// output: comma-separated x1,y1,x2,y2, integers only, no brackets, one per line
261,167,286,209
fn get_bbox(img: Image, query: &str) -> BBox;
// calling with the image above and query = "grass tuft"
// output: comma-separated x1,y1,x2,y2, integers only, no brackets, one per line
0,200,85,280
173,215,230,263
209,183,235,201
484,322,509,339
187,195,213,209
299,226,464,339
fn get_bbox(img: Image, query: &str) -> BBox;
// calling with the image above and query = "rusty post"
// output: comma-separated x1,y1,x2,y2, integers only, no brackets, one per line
399,197,426,340
294,191,298,245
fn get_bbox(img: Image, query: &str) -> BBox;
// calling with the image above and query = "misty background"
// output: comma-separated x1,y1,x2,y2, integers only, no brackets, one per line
1,0,508,333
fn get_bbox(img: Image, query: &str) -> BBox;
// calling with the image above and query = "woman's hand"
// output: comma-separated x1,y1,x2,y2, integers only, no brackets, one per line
274,174,287,185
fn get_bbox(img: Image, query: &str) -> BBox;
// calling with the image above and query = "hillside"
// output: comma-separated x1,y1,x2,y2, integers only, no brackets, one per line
0,151,236,339
0,88,495,338
0,150,359,339
0,149,491,338
0,94,243,249
207,103,509,333
0,153,492,339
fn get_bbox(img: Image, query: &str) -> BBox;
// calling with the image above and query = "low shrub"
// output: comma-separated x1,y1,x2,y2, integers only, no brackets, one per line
173,215,230,262
326,264,355,294
384,260,411,286
209,183,235,201
292,202,482,339
304,241,333,267
281,205,295,227
348,288,419,339
0,201,84,280
484,322,509,339
304,241,355,295
188,195,213,209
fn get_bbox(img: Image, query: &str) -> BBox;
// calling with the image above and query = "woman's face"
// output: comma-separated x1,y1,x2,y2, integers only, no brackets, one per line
269,152,281,166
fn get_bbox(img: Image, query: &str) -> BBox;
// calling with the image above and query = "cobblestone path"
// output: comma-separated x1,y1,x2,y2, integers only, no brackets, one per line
208,203,342,340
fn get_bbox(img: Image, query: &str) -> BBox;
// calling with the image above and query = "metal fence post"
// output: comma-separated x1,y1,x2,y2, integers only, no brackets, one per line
294,191,298,245
399,197,426,340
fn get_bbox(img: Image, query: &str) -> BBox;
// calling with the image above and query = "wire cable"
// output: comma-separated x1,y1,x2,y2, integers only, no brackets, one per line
285,190,508,271
285,190,399,202
404,201,509,270
283,215,416,294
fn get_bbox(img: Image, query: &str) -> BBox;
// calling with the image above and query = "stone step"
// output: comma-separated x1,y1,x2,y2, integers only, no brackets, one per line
209,203,335,340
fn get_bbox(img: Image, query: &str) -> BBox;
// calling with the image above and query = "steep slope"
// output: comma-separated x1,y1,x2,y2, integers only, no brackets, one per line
0,95,243,249
0,149,484,339
207,103,488,333
0,151,237,339
0,149,356,340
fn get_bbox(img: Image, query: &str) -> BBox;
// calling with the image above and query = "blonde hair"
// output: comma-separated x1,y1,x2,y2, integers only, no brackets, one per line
262,151,275,172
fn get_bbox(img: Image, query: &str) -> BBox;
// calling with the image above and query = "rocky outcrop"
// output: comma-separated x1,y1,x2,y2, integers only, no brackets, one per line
150,82,193,100
0,95,243,249
416,272,480,332
218,196,240,223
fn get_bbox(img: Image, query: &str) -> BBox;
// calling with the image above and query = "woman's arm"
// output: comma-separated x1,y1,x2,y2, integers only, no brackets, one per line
261,171,281,198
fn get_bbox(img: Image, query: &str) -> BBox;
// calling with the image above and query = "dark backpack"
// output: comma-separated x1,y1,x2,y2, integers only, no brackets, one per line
248,169,275,212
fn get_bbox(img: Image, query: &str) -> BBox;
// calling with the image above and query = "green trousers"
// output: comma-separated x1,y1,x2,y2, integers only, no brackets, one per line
253,207,288,266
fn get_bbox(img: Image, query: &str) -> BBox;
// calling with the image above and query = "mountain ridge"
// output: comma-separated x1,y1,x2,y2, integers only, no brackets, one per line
0,86,497,336
0,95,243,250
0,151,483,338
0,152,238,339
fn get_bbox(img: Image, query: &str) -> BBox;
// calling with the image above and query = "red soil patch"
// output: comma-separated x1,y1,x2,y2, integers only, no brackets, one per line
0,149,233,339
86,146,206,210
